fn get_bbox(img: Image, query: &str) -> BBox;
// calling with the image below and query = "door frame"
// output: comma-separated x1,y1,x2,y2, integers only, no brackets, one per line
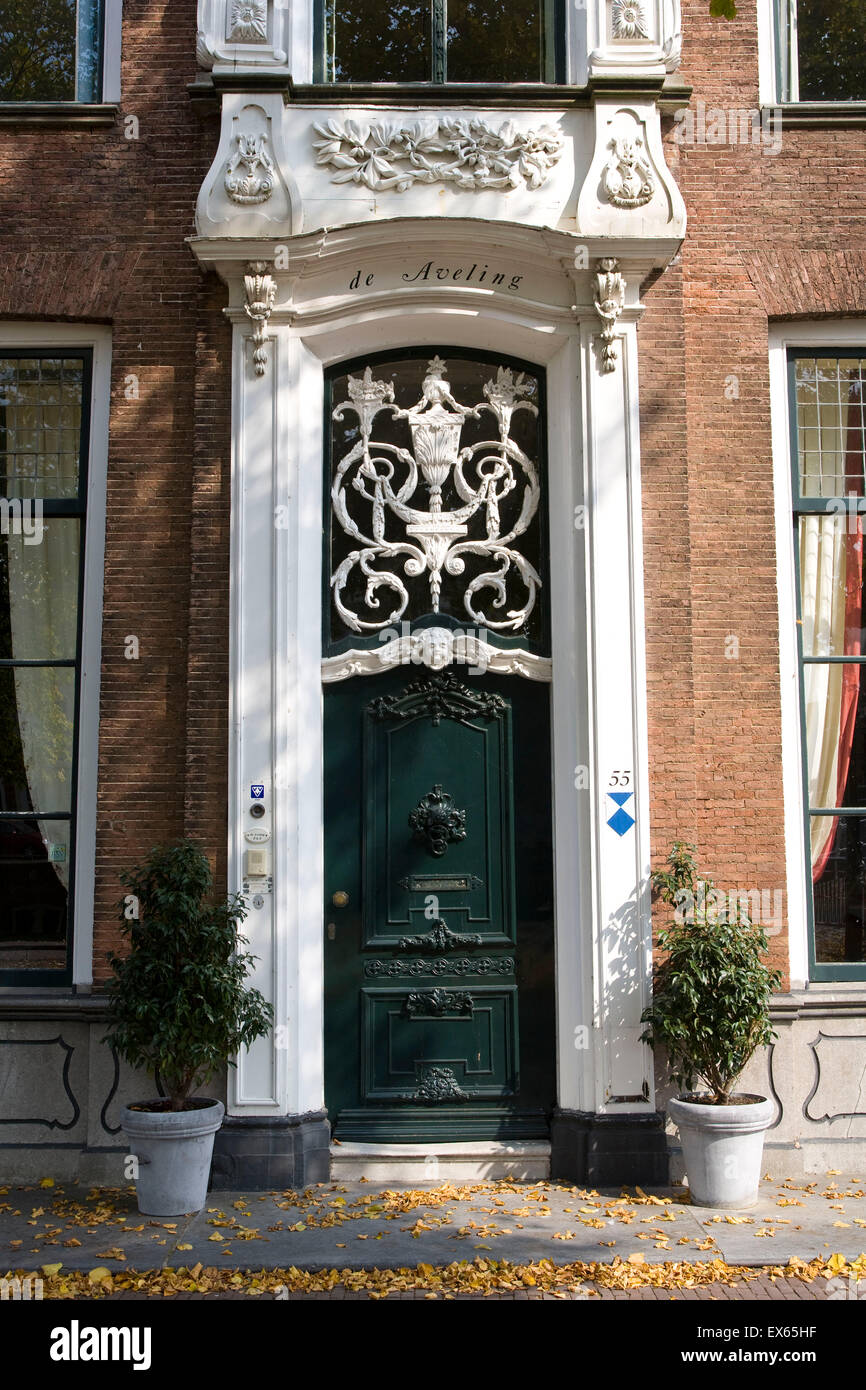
218,223,656,1137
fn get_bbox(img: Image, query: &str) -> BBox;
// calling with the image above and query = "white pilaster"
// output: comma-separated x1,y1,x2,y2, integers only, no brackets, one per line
582,314,655,1112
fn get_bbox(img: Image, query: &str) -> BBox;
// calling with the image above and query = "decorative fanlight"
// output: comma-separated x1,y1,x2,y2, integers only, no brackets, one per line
330,356,542,633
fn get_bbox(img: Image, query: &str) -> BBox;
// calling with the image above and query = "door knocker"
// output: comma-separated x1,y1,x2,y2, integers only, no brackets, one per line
408,784,467,858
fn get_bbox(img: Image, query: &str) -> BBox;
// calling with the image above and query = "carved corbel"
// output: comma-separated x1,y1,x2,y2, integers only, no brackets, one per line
243,261,276,377
594,258,626,374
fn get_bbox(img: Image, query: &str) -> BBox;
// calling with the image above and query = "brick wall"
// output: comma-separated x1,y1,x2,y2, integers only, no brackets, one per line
0,0,231,981
639,0,866,985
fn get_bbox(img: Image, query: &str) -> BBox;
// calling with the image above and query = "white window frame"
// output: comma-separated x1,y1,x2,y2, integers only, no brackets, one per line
770,320,866,989
0,324,111,991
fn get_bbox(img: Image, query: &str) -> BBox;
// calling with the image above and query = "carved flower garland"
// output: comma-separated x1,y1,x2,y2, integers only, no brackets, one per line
312,117,564,193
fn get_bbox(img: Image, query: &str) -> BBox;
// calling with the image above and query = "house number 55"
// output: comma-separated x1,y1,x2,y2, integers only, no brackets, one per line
609,770,632,787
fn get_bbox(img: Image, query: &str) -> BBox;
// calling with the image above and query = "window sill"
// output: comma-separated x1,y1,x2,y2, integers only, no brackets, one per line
769,101,866,128
0,102,118,128
0,990,107,1020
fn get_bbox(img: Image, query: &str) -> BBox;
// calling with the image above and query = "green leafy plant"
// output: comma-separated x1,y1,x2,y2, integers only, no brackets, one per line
640,841,781,1105
103,841,274,1112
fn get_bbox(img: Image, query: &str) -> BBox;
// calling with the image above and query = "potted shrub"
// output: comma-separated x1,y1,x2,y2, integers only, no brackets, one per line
640,841,782,1209
103,841,273,1216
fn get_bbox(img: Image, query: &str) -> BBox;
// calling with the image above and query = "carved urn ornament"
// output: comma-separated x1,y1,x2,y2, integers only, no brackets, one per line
330,357,542,633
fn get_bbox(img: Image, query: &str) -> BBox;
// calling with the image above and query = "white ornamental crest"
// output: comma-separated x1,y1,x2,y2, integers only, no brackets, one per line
330,358,542,633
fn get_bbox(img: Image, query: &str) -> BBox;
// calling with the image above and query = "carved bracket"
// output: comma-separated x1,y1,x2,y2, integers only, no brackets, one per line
243,261,276,377
594,258,626,374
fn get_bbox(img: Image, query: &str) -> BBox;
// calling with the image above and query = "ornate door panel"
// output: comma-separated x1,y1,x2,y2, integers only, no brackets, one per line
322,352,555,1142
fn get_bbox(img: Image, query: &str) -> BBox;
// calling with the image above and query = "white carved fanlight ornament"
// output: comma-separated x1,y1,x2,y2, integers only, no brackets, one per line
330,358,542,634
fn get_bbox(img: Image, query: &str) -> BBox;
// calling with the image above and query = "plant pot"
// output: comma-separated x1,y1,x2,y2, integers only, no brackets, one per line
668,1093,774,1209
121,1099,225,1217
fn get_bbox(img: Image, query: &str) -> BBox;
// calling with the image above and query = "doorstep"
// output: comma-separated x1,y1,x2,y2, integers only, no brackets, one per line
330,1140,551,1183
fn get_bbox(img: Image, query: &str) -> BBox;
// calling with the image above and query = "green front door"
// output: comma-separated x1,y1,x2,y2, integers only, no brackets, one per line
324,668,555,1140
322,349,555,1141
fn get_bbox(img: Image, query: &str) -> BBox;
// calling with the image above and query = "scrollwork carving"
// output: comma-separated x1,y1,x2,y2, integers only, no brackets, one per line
404,989,474,1017
397,919,483,953
364,956,514,977
330,357,542,634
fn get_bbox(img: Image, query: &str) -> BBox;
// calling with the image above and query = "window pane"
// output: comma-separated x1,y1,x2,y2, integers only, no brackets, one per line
798,518,865,657
0,818,69,970
76,0,102,101
0,665,75,814
0,356,84,499
325,1,431,82
811,817,866,963
796,0,866,102
446,0,547,82
794,356,866,498
0,0,77,101
803,660,866,815
0,519,80,661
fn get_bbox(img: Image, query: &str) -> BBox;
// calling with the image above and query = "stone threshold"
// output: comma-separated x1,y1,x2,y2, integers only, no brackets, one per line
330,1140,551,1183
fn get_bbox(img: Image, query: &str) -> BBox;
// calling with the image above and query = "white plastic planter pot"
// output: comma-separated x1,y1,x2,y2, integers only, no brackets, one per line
121,1099,225,1216
668,1093,774,1209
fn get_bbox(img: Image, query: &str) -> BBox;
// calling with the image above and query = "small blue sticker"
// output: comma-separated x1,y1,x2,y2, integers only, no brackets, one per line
250,784,265,800
607,791,635,837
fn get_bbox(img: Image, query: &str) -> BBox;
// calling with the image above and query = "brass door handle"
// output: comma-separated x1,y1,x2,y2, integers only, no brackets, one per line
331,891,349,908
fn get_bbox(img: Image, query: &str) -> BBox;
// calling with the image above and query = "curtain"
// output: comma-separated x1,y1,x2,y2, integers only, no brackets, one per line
803,374,863,880
6,523,78,891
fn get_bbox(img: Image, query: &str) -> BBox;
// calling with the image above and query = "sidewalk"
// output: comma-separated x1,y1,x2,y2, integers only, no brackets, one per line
2,1172,864,1298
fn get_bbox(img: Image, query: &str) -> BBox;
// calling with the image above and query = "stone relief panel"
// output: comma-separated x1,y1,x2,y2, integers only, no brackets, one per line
804,1032,866,1123
197,0,289,69
577,103,686,238
197,97,298,236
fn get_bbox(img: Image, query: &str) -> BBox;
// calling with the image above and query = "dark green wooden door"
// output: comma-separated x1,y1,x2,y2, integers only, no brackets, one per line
324,667,555,1141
